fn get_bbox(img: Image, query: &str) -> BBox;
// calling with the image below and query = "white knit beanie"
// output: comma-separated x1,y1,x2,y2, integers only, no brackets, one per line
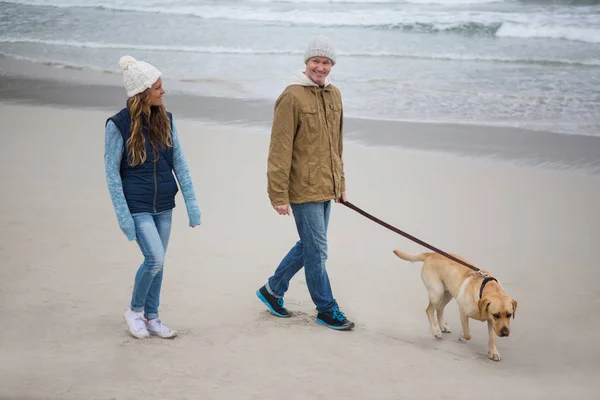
304,35,337,65
119,55,162,98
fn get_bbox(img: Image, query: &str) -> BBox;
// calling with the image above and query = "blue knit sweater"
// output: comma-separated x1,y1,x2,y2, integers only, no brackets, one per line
104,118,201,240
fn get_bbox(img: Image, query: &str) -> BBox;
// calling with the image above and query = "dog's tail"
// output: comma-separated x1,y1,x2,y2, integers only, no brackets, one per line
393,249,428,263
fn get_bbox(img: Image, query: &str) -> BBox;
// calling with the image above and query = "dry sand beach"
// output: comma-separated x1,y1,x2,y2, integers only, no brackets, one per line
1,59,600,399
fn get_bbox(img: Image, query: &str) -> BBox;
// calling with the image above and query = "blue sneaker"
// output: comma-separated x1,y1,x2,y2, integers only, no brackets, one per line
256,285,290,318
316,309,355,330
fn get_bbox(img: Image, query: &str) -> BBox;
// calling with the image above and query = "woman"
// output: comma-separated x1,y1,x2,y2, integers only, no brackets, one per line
104,56,201,339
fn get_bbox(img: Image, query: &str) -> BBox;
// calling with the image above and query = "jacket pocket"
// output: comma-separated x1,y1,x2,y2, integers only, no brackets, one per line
329,103,342,113
329,103,343,135
301,106,318,133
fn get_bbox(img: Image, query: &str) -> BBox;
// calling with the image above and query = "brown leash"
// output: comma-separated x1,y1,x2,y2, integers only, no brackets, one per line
341,200,498,298
341,200,484,273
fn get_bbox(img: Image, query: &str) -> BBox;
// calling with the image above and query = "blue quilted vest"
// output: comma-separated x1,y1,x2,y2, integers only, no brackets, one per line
106,108,178,214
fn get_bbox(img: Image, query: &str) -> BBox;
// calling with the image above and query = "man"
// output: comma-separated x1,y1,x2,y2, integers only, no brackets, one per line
256,35,354,330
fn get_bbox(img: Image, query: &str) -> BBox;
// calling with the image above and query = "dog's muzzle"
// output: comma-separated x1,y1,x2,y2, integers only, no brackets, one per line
500,327,510,337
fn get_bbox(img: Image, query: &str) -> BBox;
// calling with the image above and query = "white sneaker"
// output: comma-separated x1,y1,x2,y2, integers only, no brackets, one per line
124,309,150,339
145,318,177,338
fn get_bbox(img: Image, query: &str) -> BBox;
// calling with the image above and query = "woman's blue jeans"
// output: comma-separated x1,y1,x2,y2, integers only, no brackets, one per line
130,209,172,319
267,201,338,313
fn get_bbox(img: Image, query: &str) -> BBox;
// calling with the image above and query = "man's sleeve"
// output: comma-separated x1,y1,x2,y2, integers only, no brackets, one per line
267,92,299,206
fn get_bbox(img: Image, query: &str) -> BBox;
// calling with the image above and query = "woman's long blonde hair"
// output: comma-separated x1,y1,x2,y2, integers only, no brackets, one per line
126,89,172,167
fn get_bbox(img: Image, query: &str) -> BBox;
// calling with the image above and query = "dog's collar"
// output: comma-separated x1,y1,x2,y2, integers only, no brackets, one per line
479,276,498,299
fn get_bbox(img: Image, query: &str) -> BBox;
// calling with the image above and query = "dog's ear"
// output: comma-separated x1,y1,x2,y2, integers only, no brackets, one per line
478,297,491,319
511,299,518,319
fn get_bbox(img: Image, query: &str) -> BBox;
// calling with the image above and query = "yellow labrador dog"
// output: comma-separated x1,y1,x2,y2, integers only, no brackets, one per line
393,249,517,361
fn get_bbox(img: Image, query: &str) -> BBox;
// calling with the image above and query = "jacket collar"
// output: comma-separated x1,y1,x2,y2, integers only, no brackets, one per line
289,70,331,88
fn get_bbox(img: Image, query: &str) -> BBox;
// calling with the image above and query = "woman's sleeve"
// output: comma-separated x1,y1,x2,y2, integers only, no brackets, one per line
171,119,201,227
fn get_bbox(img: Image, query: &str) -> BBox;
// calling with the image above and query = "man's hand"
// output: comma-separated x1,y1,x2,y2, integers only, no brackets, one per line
274,204,291,215
335,191,347,203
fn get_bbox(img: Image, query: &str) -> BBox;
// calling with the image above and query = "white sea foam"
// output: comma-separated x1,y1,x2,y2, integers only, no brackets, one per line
4,0,600,44
2,36,598,67
2,0,599,139
497,22,600,44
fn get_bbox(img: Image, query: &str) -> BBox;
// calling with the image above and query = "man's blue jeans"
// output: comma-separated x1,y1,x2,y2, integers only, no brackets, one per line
130,209,172,319
267,201,338,313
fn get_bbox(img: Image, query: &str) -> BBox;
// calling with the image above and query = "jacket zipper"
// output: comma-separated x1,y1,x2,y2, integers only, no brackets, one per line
153,159,157,213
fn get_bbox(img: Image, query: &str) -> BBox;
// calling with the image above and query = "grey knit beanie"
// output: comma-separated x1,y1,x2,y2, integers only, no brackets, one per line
304,35,337,65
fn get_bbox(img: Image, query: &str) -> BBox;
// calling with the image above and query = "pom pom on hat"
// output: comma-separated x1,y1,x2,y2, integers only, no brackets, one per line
118,55,162,98
119,55,137,70
304,35,337,65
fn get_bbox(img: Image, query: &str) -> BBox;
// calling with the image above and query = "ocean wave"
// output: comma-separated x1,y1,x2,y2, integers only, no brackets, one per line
247,0,503,3
3,1,600,43
2,37,598,67
497,22,600,43
0,37,299,54
0,50,118,73
376,21,502,35
1,0,508,6
355,51,600,66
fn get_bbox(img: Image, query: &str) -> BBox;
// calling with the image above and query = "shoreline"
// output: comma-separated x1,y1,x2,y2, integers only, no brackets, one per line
2,54,600,177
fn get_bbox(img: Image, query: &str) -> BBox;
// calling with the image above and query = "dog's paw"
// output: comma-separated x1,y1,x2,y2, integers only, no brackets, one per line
441,324,451,333
433,329,443,339
488,351,502,362
458,332,471,343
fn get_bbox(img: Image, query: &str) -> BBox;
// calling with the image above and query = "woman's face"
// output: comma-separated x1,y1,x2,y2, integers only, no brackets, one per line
148,78,166,106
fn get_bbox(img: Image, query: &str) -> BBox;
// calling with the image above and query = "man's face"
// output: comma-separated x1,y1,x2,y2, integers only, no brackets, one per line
304,57,333,86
